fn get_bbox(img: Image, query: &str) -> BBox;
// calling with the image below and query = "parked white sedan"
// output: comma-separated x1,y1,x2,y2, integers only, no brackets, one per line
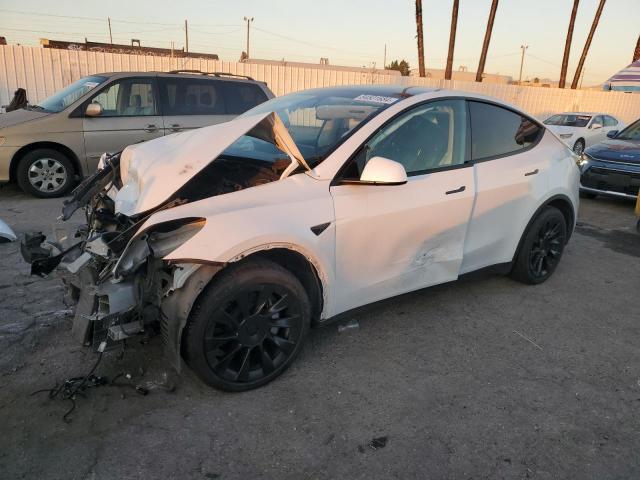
23,86,580,391
543,112,624,154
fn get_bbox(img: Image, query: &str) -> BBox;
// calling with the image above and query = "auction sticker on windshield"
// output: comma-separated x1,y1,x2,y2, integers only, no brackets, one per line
353,94,399,105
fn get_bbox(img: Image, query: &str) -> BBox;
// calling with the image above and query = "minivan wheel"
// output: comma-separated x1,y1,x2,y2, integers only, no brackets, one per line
16,148,74,198
183,258,311,392
510,206,567,285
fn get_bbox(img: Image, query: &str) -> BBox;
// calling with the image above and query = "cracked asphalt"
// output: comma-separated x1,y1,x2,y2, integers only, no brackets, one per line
1,183,639,480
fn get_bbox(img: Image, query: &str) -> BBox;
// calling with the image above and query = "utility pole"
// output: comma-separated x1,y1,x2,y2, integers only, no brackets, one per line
476,0,499,82
244,16,254,59
415,0,425,77
445,0,459,80
559,0,579,88
108,17,113,44
383,44,387,69
571,0,606,89
184,19,189,53
518,44,528,85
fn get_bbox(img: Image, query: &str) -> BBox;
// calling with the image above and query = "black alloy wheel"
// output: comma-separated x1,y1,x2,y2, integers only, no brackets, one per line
183,258,310,391
511,206,567,284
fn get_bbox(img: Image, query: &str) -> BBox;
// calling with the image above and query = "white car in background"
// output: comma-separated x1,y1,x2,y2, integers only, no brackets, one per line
22,86,580,391
543,112,624,154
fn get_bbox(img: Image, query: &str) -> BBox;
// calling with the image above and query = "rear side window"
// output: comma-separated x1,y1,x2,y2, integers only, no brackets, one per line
469,101,542,161
604,116,618,127
161,78,226,115
220,81,269,114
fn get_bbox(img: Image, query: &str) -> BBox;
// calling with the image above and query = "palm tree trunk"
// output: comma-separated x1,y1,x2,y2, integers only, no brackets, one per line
571,0,606,89
445,0,459,80
416,0,426,77
559,0,580,88
633,34,640,62
476,0,499,82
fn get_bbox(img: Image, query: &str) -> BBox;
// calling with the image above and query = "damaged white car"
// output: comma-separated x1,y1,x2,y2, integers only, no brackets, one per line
22,86,579,391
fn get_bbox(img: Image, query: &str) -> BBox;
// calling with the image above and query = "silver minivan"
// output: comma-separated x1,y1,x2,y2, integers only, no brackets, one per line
0,70,274,197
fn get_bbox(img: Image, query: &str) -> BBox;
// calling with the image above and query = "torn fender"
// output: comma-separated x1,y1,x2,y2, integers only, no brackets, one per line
115,111,309,217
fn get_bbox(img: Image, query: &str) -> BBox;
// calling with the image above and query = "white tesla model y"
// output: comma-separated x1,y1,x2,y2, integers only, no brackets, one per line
23,85,579,391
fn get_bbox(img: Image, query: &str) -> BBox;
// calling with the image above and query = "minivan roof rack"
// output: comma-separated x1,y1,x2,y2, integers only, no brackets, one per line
167,69,255,81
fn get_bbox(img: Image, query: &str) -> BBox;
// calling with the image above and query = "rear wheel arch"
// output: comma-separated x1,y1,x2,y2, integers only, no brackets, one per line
512,194,576,264
10,142,82,182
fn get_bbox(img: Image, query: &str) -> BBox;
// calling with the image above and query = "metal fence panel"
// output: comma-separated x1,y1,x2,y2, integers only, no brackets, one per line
2,45,640,123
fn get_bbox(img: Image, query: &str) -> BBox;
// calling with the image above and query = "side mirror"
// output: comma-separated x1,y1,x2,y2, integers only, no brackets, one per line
606,130,619,139
359,156,407,185
591,123,602,130
85,102,103,117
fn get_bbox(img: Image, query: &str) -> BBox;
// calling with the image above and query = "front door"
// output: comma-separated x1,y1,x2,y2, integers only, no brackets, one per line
83,77,163,172
330,99,475,314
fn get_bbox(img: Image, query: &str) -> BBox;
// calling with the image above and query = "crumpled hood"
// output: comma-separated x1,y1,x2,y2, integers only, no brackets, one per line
0,108,50,129
115,111,307,216
586,138,640,163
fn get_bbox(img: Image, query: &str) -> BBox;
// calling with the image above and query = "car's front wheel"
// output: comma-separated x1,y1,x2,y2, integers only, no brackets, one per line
182,258,311,391
510,206,567,284
16,148,75,198
572,139,585,155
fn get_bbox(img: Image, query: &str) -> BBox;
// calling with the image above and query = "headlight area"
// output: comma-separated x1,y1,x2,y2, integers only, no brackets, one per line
577,152,591,171
84,218,206,348
114,218,206,278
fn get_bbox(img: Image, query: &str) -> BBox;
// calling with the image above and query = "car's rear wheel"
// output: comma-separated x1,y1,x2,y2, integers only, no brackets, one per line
182,258,310,391
510,206,567,285
16,148,75,198
572,139,585,155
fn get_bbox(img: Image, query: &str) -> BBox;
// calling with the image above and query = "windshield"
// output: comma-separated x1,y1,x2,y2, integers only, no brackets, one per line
544,114,592,127
229,88,403,167
34,75,108,113
616,119,640,141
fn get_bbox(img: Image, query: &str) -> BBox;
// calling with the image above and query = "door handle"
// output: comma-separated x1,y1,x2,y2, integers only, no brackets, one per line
144,124,158,133
169,124,182,132
524,168,539,176
445,185,466,195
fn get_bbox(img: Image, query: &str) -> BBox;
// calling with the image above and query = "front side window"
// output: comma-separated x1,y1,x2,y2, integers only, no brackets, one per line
470,101,542,160
544,114,591,127
591,115,604,128
36,75,107,113
90,79,156,117
342,99,467,179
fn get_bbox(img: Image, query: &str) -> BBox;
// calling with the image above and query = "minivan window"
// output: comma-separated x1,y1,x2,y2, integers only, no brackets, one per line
221,81,269,114
90,79,157,117
161,78,226,115
469,101,542,160
35,75,107,113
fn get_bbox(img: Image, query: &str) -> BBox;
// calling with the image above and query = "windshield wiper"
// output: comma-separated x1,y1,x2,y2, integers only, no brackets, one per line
26,104,48,112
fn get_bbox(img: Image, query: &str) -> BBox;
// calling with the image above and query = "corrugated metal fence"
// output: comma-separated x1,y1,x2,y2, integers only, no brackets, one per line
2,45,640,122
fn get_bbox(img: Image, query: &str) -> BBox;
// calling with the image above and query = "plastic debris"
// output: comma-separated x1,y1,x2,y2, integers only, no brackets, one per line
338,319,359,333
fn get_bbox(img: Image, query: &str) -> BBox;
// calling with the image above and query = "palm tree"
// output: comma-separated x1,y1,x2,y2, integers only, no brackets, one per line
445,0,460,80
415,0,426,77
633,34,640,62
476,0,499,82
559,0,580,89
571,0,606,89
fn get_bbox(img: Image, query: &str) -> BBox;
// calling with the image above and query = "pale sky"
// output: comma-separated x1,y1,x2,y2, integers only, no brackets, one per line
1,0,638,86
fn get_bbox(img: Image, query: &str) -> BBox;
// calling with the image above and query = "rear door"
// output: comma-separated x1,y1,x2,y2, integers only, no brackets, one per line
82,77,163,172
460,100,546,274
331,99,475,313
588,115,607,146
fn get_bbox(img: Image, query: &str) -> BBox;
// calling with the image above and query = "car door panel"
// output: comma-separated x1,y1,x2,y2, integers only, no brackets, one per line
83,77,163,172
331,168,475,314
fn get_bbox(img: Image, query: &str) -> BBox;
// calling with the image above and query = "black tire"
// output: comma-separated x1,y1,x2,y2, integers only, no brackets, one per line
16,148,75,198
510,206,567,285
572,139,585,155
182,258,311,391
